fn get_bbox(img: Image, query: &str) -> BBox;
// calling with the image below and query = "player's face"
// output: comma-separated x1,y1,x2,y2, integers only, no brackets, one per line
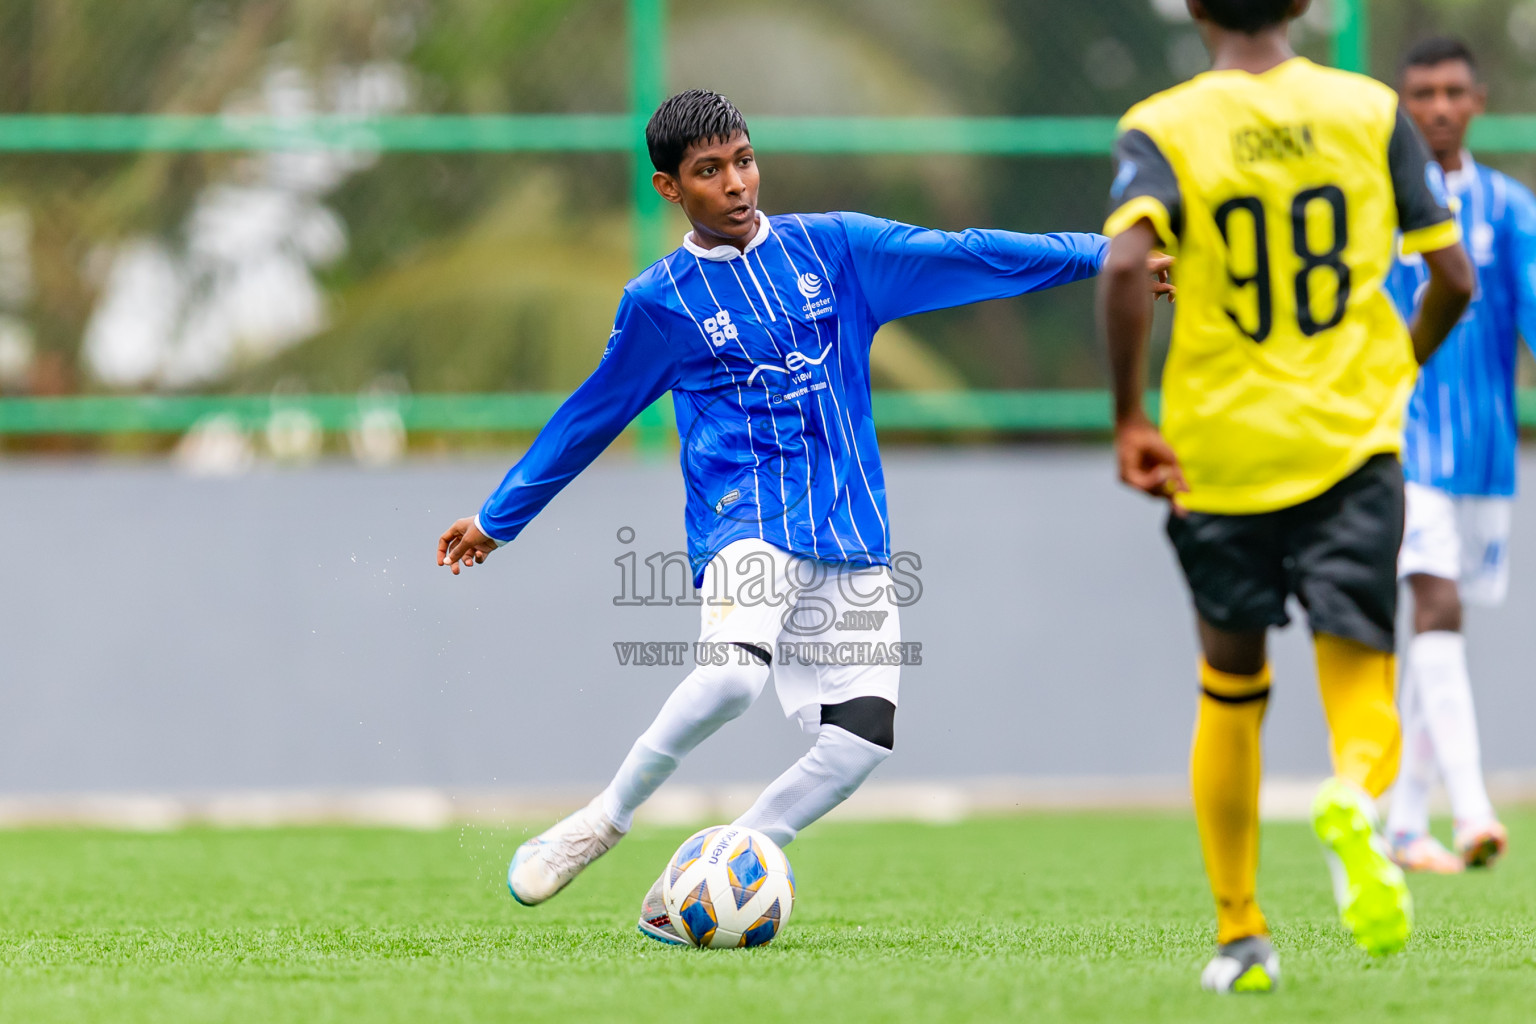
1401,60,1486,159
656,134,760,248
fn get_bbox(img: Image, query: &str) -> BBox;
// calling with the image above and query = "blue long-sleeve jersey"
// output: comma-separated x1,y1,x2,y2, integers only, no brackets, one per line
1385,155,1536,496
477,211,1107,581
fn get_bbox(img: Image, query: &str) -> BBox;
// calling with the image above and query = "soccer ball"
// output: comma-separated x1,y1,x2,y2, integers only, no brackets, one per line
662,825,795,948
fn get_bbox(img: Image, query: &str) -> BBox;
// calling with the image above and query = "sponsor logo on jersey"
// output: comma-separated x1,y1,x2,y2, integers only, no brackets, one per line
796,273,834,319
703,310,739,347
715,488,741,513
746,342,833,386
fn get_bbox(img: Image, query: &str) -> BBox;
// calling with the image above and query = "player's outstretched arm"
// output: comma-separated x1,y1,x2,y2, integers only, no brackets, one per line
1411,243,1473,365
434,291,679,576
838,212,1171,325
1099,220,1187,506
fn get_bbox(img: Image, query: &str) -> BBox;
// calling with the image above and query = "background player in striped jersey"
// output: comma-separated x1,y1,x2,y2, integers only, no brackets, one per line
1383,37,1534,874
434,90,1172,942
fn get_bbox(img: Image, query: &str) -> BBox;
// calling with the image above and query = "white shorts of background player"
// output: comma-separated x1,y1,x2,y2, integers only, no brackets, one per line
1398,482,1513,606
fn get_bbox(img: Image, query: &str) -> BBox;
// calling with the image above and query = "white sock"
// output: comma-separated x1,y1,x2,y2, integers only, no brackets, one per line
1411,631,1495,828
600,658,771,831
1386,654,1437,838
732,724,890,847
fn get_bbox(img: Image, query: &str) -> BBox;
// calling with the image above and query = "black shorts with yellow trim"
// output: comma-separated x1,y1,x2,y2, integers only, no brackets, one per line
1165,453,1404,652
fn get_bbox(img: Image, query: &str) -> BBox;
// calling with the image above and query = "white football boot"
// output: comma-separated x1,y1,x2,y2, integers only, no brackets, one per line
637,870,688,945
507,796,624,906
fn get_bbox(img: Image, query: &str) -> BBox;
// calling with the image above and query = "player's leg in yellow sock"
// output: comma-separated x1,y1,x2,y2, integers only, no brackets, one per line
1314,633,1401,797
1311,631,1411,956
1192,658,1272,945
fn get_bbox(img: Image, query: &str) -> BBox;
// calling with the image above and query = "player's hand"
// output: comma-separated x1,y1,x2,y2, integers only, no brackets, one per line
437,517,499,575
1147,253,1176,303
1115,415,1189,511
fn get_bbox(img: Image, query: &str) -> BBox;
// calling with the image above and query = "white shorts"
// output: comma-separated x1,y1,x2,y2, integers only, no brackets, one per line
1399,482,1513,607
697,539,904,726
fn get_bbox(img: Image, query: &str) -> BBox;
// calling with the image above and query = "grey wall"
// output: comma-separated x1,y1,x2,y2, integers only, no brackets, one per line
3,448,1533,793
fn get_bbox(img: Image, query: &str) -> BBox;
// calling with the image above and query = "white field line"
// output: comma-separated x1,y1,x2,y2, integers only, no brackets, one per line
2,774,1533,829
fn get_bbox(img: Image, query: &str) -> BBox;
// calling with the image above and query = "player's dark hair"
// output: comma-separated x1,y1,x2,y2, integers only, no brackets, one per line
1197,0,1294,34
1402,36,1479,78
646,89,750,176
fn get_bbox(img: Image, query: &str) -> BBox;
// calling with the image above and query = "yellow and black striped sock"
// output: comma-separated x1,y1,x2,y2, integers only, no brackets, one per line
1314,634,1401,798
1192,659,1271,944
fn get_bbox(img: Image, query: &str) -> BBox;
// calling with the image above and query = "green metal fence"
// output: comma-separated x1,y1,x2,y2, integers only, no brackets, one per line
0,391,1128,435
1,0,1528,438
7,388,1536,437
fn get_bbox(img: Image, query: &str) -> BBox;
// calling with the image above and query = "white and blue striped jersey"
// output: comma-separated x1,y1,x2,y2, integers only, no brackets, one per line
1386,154,1536,496
476,212,1107,581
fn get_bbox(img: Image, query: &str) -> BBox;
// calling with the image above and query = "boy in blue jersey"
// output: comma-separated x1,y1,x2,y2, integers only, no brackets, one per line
1384,38,1534,873
434,89,1170,941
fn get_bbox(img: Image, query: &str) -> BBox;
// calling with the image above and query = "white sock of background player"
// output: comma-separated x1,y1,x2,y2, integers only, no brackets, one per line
732,724,890,847
1411,631,1496,828
599,656,771,831
1387,656,1438,838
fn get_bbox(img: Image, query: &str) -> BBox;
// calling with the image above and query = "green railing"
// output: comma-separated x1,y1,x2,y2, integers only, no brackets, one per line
4,390,1536,437
0,392,1115,435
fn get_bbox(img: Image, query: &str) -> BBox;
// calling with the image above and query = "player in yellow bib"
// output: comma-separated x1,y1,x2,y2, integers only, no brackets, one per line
1097,0,1473,994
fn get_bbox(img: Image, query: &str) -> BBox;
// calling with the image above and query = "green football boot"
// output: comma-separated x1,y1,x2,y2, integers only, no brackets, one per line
1312,777,1412,956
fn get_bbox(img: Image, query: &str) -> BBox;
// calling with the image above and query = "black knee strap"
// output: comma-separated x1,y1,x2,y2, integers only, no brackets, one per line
820,696,895,750
731,642,772,666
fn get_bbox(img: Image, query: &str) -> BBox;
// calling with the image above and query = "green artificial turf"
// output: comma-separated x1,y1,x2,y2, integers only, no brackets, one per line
0,813,1533,1022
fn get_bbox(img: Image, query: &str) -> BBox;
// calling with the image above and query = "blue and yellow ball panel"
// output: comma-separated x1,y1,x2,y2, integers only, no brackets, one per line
728,841,767,891
742,898,782,947
672,828,715,874
678,880,717,946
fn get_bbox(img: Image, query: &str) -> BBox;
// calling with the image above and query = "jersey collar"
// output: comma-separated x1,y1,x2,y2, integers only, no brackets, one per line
1445,150,1477,195
681,213,772,261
